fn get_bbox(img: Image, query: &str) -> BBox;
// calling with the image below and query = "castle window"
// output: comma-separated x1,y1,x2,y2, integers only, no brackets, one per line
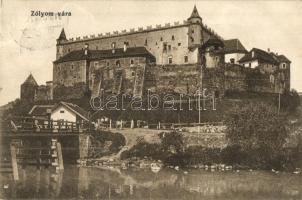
172,35,175,40
282,63,286,69
73,75,76,79
249,63,251,68
68,48,70,52
163,43,167,51
60,110,65,113
191,37,194,42
107,62,109,67
184,56,188,63
168,57,173,64
96,46,98,50
145,39,148,46
178,43,181,46
160,37,163,41
71,64,74,69
192,30,194,33
168,45,171,50
156,42,158,45
116,60,120,67
132,71,135,76
94,62,98,67
130,59,134,65
230,58,235,64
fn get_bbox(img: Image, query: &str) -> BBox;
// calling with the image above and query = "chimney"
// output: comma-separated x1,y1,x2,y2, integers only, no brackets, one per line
123,42,128,52
267,48,270,53
84,43,89,55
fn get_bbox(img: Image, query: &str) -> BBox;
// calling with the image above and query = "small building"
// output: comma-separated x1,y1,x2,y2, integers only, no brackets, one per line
28,105,53,120
223,39,247,64
51,101,89,123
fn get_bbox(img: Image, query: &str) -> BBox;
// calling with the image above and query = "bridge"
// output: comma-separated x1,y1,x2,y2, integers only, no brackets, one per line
0,117,92,180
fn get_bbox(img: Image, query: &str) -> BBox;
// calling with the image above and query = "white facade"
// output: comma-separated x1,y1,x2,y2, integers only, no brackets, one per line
225,53,245,64
51,106,77,122
242,60,259,68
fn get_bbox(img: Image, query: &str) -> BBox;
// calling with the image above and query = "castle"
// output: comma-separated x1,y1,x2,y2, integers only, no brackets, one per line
21,6,291,102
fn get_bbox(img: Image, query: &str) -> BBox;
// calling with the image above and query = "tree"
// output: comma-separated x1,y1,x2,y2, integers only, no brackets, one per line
279,89,301,113
224,102,289,168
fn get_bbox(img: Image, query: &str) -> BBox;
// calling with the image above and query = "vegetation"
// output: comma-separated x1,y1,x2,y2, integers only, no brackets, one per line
88,130,126,158
278,89,301,113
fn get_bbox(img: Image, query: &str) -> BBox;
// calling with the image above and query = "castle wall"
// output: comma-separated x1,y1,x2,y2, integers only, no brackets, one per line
224,65,248,92
35,85,53,101
59,25,200,65
53,60,87,87
147,64,201,95
89,56,148,96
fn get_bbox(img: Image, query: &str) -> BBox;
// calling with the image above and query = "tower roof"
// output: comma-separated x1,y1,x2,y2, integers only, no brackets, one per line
57,28,67,41
22,74,38,86
188,5,201,19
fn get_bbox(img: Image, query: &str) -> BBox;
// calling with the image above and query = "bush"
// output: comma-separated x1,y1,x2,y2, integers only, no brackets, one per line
120,141,163,160
89,130,126,158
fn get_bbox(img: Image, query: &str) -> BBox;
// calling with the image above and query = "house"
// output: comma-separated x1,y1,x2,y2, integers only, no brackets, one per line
223,39,247,64
28,105,53,120
51,101,89,123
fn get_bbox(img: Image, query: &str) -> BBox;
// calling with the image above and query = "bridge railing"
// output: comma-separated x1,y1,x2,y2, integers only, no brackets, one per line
4,117,92,133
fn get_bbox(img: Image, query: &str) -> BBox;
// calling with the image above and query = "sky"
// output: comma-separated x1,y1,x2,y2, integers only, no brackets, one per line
0,0,302,106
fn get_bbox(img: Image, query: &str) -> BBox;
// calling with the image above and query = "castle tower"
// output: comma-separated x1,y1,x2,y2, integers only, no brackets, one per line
56,28,67,59
188,5,203,49
20,74,38,103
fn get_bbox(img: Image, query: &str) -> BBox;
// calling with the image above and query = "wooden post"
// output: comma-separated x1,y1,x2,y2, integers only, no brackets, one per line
56,142,64,170
10,144,19,181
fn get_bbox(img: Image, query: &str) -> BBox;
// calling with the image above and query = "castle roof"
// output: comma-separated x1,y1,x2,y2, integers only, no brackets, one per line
188,5,201,19
239,48,280,64
54,47,156,64
223,39,247,54
57,28,67,41
22,74,38,86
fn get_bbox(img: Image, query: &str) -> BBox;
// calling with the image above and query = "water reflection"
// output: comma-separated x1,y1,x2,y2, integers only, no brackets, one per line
1,165,301,199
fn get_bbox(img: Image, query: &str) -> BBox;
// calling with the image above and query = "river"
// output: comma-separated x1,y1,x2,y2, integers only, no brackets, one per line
0,165,301,199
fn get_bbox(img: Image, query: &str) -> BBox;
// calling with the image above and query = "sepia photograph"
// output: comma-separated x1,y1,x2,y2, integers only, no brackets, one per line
0,0,301,199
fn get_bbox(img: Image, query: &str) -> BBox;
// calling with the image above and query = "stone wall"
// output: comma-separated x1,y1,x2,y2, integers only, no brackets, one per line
53,82,88,100
147,64,201,95
35,85,53,101
53,60,88,87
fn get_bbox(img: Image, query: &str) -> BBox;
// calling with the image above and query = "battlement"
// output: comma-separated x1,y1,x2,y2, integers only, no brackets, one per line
63,20,191,44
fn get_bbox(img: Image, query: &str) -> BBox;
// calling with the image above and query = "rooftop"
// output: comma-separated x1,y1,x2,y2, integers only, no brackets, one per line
54,47,156,64
28,105,53,116
22,74,38,86
223,39,247,54
239,48,280,64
